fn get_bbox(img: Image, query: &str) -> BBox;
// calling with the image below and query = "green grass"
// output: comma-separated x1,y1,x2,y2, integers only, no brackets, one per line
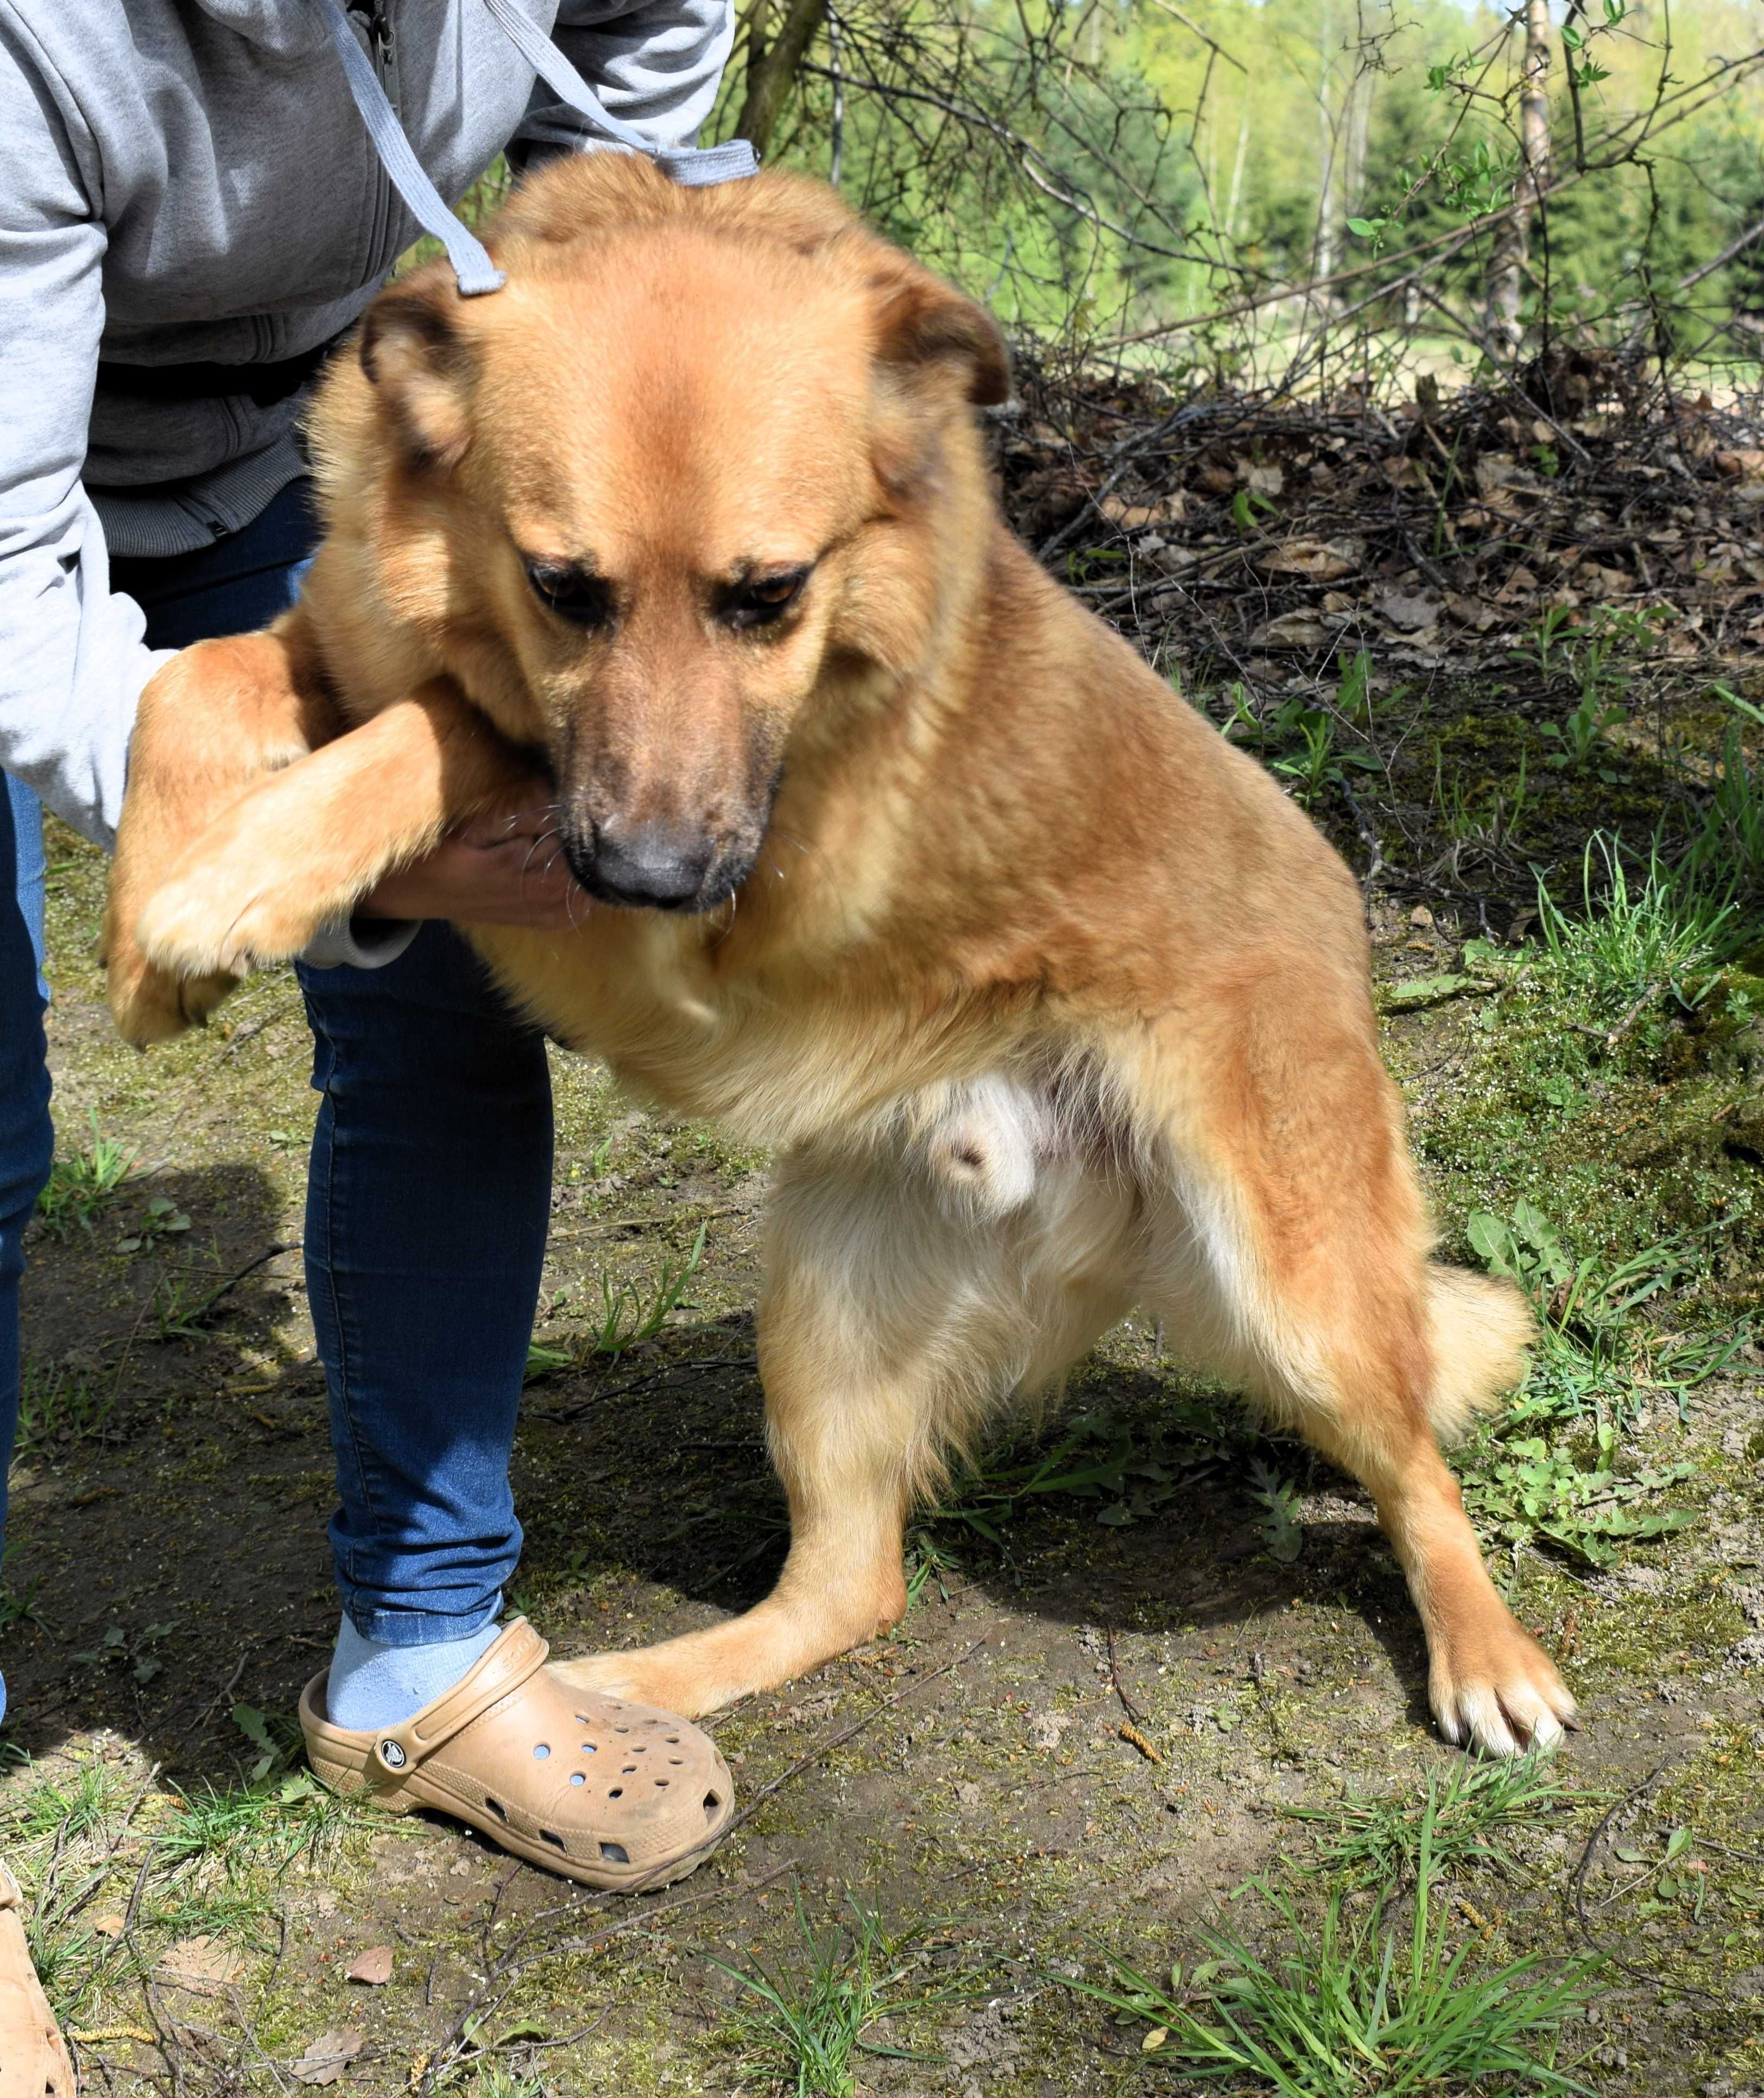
1534,833,1742,1020
1686,695,1764,894
524,1222,707,1380
152,1771,347,1875
0,1747,355,2028
1071,1784,1599,2094
14,1358,115,1458
32,1110,134,1242
710,1893,971,2097
0,1756,130,1847
1284,1756,1575,1886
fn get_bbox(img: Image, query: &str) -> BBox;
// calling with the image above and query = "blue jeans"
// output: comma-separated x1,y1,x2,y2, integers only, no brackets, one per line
2,477,547,1665
0,775,52,1634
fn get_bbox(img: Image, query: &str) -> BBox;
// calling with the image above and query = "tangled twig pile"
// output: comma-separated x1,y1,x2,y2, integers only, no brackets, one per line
1000,349,1764,690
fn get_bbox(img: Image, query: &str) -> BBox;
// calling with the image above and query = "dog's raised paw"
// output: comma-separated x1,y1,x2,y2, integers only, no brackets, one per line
108,951,237,1046
137,873,321,979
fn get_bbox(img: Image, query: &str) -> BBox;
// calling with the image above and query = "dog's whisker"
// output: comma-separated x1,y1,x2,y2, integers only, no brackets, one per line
766,823,853,945
707,886,738,949
520,827,565,882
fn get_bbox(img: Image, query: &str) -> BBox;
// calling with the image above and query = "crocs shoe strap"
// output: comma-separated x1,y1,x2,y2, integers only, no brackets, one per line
369,1618,550,1778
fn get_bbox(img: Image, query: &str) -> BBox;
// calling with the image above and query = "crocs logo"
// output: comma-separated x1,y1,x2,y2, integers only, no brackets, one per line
378,1739,408,1770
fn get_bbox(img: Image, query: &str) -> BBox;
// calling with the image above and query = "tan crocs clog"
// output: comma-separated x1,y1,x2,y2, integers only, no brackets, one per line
299,1617,734,1892
0,1861,75,2098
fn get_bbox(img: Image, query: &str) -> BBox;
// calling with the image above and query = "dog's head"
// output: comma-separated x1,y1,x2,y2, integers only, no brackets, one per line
344,158,1008,913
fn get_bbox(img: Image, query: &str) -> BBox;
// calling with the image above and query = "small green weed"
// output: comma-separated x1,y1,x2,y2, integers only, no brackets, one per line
524,1224,706,1380
72,1619,177,1684
710,1892,966,2098
1075,1881,1595,2093
466,2074,548,2098
1535,607,1671,776
1460,1425,1696,1570
0,1564,46,1638
1534,833,1738,1019
13,1358,114,1457
1511,603,1577,684
926,1398,1248,1547
1685,699,1764,894
230,1701,305,1784
1285,1755,1572,1885
1433,744,1534,862
114,1191,191,1255
33,1111,134,1241
148,1261,254,1343
1454,1199,1722,1567
1247,1459,1305,1563
1221,661,1384,813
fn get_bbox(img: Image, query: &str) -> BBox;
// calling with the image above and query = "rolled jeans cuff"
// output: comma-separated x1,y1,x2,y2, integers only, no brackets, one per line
342,1595,505,1648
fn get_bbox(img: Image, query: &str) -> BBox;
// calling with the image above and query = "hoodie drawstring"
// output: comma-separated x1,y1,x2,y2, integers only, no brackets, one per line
313,0,757,298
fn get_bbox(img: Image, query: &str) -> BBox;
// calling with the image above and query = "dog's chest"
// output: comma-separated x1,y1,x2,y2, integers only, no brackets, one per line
475,918,960,1145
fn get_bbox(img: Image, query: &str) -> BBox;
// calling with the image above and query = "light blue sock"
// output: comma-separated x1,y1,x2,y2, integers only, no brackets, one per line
326,1616,502,1732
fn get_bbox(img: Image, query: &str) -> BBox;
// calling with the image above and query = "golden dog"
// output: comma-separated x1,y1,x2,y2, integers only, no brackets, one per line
104,155,1572,1756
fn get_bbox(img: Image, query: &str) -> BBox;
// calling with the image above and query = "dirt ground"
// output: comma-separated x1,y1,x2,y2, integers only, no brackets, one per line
5,379,1764,2095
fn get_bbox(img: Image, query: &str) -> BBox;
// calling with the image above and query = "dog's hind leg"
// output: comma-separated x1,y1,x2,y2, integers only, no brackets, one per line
555,1126,1137,1718
1135,998,1572,1758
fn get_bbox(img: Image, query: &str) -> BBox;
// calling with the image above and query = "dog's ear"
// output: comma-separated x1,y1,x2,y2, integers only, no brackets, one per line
868,252,1010,408
358,264,476,471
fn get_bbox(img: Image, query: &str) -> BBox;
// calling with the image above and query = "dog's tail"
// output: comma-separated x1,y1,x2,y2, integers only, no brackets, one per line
1422,1263,1536,1444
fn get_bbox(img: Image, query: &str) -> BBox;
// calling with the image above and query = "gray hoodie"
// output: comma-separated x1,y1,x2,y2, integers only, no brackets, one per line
0,0,738,851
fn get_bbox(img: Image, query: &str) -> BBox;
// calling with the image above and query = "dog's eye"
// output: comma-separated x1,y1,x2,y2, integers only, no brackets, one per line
526,559,612,630
720,568,810,631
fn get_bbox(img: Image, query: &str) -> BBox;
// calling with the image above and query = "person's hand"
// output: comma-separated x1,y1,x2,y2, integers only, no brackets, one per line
357,795,595,930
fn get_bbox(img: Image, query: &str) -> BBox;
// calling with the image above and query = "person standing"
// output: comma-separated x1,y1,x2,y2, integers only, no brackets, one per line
0,0,750,1934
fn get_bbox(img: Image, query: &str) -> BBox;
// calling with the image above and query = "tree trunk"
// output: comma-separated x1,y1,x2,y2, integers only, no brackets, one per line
1312,2,1336,291
735,0,829,157
1485,0,1551,357
1224,90,1250,243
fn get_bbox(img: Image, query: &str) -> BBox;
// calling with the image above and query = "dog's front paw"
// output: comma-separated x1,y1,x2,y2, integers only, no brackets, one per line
1430,1619,1577,1757
549,1647,718,1719
107,944,238,1045
102,894,238,1044
137,867,326,980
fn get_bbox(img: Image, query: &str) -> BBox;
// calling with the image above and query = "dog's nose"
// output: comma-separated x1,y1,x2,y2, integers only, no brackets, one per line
590,816,713,909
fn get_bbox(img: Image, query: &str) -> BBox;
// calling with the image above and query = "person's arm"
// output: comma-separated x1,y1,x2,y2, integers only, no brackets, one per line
0,20,170,854
510,0,737,164
0,26,588,961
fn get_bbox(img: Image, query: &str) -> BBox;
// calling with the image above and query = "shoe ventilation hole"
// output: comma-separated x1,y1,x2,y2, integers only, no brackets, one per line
668,1758,684,1767
484,1796,507,1821
614,1724,629,1734
533,1742,551,1759
633,1743,647,1753
599,1841,629,1863
574,1713,591,1725
654,1778,668,1789
703,1791,722,1822
540,1829,564,1851
666,1734,680,1744
621,1765,636,1774
570,1772,585,1786
580,1742,597,1754
609,1786,623,1799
